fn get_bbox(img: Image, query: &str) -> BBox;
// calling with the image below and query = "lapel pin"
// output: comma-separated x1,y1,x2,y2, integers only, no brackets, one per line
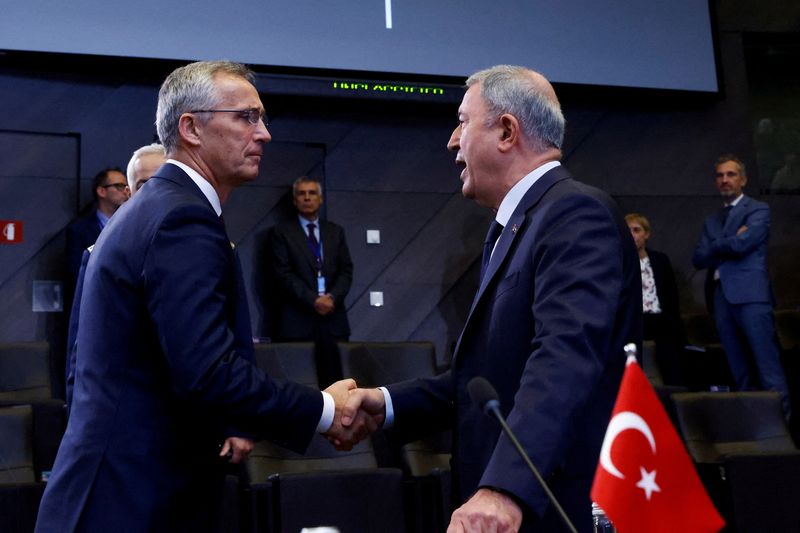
511,224,518,234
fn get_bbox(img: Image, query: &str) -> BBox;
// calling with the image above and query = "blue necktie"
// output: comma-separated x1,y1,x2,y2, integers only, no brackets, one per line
480,220,504,281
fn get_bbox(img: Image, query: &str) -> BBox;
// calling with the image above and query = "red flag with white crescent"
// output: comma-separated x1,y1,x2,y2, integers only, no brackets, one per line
590,353,724,533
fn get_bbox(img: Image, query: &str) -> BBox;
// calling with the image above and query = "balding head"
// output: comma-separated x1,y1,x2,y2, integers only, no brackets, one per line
466,65,564,153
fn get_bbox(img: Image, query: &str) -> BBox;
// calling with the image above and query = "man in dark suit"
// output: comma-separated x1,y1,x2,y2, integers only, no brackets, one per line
64,167,130,285
343,65,641,532
36,61,374,533
269,176,353,385
692,154,789,414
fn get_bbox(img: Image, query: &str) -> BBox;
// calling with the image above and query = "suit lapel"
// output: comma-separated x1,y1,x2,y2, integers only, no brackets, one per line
453,166,572,356
289,220,318,270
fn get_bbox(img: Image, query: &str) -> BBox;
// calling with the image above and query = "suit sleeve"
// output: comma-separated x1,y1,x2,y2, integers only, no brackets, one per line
692,219,717,270
144,205,322,452
480,193,629,513
269,226,318,310
710,204,770,258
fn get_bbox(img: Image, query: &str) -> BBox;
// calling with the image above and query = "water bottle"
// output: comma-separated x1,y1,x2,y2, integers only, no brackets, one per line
592,502,616,533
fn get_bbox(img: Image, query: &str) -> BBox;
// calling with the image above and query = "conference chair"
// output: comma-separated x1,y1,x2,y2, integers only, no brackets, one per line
0,341,66,480
671,391,800,530
681,314,734,391
0,404,47,533
242,342,406,533
338,341,451,533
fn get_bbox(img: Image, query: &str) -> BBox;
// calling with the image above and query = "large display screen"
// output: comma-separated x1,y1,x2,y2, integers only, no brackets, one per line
1,1,718,92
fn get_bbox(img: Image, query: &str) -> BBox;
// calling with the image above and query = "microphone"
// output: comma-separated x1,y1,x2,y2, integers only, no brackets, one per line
468,377,577,533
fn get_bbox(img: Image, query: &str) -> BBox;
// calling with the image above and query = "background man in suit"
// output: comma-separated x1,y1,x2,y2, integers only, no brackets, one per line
343,65,641,532
126,142,167,194
692,154,789,415
269,176,353,385
36,61,374,533
64,167,130,285
65,143,168,413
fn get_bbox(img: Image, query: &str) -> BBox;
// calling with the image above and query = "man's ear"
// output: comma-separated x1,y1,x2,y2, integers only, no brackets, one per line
178,113,203,147
498,114,519,153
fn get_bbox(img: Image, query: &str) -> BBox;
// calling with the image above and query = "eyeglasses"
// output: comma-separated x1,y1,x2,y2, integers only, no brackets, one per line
189,108,269,126
102,183,129,191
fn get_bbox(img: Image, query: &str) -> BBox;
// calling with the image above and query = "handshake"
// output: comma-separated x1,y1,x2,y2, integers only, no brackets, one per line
322,379,386,451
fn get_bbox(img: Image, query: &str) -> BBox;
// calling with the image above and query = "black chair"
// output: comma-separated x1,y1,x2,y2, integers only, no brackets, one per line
0,404,47,533
671,391,800,530
641,340,664,386
338,341,451,533
242,342,406,533
681,314,735,391
0,341,66,480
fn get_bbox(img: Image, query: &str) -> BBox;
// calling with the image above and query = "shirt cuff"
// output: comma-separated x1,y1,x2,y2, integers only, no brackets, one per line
317,391,335,432
379,386,394,429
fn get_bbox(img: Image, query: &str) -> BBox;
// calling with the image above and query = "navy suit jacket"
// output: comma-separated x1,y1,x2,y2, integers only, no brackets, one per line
692,195,773,310
387,166,641,531
37,164,323,532
65,210,102,287
269,218,353,339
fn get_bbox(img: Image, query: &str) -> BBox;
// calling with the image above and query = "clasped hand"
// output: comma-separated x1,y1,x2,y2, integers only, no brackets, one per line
322,380,386,451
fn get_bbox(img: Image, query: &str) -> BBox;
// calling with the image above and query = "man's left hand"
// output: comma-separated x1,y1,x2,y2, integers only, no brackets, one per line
219,436,255,464
447,488,523,533
314,294,335,315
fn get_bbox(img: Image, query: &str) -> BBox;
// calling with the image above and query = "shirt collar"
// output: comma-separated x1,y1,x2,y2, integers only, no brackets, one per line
495,161,561,226
725,194,744,208
166,159,222,216
96,210,110,228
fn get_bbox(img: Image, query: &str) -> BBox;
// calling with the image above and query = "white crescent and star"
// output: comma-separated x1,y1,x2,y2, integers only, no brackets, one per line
599,410,661,500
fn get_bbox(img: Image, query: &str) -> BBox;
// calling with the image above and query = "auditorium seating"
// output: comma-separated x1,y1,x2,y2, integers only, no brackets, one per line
671,391,800,530
681,314,735,391
338,341,452,532
0,404,47,533
242,342,407,533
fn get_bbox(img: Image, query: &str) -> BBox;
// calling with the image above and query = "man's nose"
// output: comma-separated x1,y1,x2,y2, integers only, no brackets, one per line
255,120,271,143
447,125,461,152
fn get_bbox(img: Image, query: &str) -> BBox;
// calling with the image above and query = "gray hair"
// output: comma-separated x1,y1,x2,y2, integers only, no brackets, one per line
466,65,565,151
156,61,255,153
126,143,166,188
292,176,323,196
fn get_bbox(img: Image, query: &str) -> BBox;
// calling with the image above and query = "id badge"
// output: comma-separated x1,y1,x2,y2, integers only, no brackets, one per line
317,275,327,295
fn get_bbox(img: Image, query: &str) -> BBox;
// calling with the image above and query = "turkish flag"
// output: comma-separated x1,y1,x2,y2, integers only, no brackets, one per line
591,354,724,533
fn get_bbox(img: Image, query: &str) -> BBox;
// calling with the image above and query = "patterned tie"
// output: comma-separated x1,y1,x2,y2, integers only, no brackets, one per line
480,220,504,281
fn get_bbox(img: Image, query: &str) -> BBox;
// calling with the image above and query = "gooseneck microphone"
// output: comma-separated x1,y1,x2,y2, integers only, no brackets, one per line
467,377,578,533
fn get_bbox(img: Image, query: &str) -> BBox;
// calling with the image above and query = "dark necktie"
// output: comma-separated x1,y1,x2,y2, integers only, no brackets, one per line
307,223,322,270
720,205,732,226
480,220,504,281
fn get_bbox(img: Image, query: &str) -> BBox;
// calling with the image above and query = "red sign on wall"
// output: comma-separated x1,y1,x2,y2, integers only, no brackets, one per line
1,220,23,244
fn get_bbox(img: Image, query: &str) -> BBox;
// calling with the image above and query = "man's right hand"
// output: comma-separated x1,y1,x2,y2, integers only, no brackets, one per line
323,381,384,451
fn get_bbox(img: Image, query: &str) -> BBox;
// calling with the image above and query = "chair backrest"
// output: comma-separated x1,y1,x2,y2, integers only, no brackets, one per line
338,341,438,386
0,404,36,484
775,309,800,351
682,313,721,347
252,342,317,386
0,342,52,403
641,340,663,386
672,391,797,463
246,341,378,483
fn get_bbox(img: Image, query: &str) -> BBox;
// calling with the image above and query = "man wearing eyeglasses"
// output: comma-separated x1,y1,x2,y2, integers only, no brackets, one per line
64,167,130,288
36,61,376,533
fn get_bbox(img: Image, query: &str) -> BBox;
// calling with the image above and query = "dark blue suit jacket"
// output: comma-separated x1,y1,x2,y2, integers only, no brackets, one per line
387,166,642,531
692,195,773,309
37,164,323,532
269,218,353,340
65,210,102,287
